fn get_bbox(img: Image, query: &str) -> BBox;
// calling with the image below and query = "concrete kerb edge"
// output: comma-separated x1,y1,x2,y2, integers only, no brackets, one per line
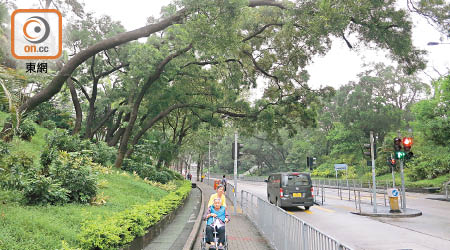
120,189,191,250
182,184,205,250
350,209,422,218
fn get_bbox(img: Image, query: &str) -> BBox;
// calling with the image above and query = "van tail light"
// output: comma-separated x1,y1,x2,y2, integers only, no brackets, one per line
280,188,284,197
311,187,314,197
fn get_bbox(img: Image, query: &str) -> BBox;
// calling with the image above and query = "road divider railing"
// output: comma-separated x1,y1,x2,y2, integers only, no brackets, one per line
207,175,395,209
312,179,401,210
208,173,267,182
205,178,353,250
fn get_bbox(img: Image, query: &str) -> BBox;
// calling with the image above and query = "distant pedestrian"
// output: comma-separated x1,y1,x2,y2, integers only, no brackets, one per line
201,174,205,182
221,175,227,192
188,173,192,181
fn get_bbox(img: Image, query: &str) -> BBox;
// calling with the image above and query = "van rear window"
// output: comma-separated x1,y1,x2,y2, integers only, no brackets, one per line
282,174,310,186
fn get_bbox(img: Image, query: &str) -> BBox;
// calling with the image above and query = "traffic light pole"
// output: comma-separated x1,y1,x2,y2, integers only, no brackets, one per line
370,131,377,213
208,133,211,183
391,165,396,189
397,131,406,210
400,159,406,209
233,131,238,214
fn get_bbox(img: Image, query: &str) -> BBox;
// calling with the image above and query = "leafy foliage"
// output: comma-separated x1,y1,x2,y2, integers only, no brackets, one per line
40,130,116,167
0,139,9,155
41,120,57,130
0,151,35,190
79,181,191,250
17,118,37,141
24,152,98,205
412,76,450,146
123,137,183,183
23,174,71,205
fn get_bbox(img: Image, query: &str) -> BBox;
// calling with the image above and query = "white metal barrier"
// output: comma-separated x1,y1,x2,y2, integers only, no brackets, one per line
205,178,353,250
240,189,352,250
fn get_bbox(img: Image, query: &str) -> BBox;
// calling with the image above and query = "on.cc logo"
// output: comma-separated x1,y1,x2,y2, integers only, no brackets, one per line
11,9,62,60
23,16,51,44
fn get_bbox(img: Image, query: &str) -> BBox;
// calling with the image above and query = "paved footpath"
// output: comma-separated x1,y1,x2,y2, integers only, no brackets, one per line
193,181,273,250
145,187,201,250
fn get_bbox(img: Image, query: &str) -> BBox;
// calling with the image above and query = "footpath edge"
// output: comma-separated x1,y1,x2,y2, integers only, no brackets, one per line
182,183,205,250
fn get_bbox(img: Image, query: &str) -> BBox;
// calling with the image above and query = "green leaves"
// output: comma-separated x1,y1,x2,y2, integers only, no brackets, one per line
412,75,450,146
79,181,191,250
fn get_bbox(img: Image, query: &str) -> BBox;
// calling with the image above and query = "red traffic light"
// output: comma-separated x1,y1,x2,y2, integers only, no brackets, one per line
402,137,413,147
390,158,396,165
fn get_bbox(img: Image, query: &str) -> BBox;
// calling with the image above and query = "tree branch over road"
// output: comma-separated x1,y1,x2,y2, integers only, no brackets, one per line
18,0,286,114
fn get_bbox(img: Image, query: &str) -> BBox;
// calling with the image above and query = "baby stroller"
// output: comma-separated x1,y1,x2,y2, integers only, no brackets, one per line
201,217,228,250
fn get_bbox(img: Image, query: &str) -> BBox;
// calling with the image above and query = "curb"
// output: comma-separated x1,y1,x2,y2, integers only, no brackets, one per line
121,190,191,250
351,208,422,218
182,183,204,250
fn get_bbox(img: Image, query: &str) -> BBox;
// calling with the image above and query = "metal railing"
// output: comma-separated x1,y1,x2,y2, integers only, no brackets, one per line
207,175,395,208
240,189,352,250
205,178,353,250
312,179,396,211
208,173,267,182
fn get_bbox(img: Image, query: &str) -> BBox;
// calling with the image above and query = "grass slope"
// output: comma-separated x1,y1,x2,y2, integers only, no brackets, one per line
0,172,169,250
0,111,48,160
0,111,171,250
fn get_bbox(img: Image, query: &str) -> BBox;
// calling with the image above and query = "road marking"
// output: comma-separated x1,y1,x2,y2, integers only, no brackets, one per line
305,210,313,214
313,206,335,213
228,205,243,214
334,205,355,212
287,211,294,215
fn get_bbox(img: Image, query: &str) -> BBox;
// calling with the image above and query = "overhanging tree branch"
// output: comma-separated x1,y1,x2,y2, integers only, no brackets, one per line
18,0,286,114
97,63,129,80
243,50,279,82
70,77,91,101
242,23,283,42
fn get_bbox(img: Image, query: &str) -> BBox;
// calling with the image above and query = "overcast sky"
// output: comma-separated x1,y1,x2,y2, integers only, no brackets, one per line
15,0,450,91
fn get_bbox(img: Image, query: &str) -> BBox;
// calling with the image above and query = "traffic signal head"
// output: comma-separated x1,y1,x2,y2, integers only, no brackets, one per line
395,151,405,159
238,143,243,158
232,143,244,160
402,137,413,152
363,143,376,159
394,137,402,151
307,157,317,170
387,157,396,167
363,144,371,157
405,151,414,160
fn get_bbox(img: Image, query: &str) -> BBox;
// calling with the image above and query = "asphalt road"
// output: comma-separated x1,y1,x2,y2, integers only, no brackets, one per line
235,180,450,250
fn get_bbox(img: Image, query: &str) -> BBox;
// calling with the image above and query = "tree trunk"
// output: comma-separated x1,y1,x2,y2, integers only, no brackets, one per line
196,154,202,182
67,78,82,135
114,45,193,168
179,159,184,175
106,111,123,143
0,122,13,142
124,103,191,158
108,112,130,146
85,56,98,139
91,108,118,137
